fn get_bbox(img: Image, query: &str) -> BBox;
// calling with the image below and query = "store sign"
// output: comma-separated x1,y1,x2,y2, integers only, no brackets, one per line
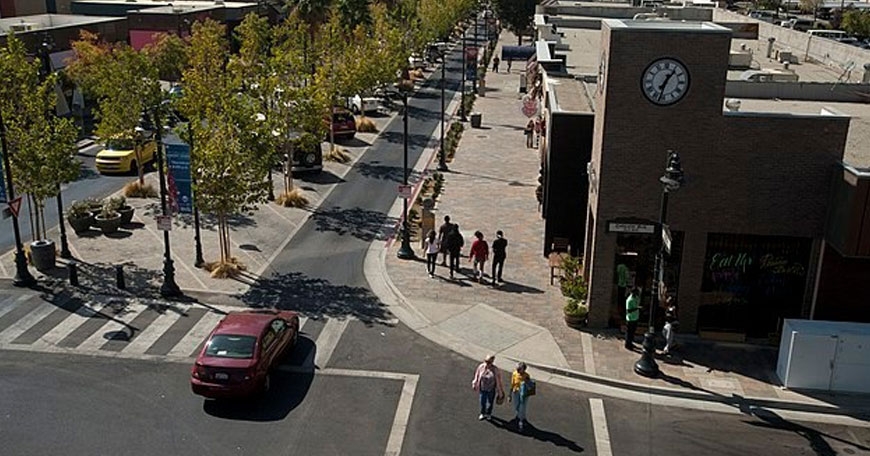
607,222,656,234
165,143,193,214
156,215,172,231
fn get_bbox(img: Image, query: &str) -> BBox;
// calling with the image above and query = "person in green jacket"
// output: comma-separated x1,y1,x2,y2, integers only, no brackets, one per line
625,287,640,350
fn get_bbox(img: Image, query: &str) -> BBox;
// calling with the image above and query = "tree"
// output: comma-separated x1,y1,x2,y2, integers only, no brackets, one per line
0,35,79,242
180,19,272,276
492,0,537,44
841,10,870,38
67,31,184,190
337,0,372,30
799,0,824,21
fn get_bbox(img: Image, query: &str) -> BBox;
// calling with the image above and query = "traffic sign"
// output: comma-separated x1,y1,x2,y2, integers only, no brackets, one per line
8,196,21,218
398,184,413,199
156,215,172,231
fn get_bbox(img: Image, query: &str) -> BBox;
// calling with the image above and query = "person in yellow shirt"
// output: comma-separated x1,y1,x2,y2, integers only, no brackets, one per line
509,362,532,431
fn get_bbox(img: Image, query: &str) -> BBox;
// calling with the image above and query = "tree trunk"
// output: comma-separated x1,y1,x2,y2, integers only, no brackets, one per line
39,201,47,241
27,194,36,243
136,143,145,186
518,33,522,46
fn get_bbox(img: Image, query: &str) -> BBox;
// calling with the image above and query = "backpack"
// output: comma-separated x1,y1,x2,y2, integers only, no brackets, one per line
521,378,536,398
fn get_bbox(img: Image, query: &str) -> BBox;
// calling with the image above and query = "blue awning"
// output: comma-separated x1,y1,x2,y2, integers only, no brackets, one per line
501,46,536,61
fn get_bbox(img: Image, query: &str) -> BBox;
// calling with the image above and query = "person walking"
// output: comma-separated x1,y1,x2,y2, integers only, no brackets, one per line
469,231,489,283
509,362,533,431
506,58,512,73
491,230,507,286
492,55,500,73
625,287,641,350
423,230,440,278
438,216,453,266
534,116,542,148
471,354,505,421
524,119,534,149
446,224,464,279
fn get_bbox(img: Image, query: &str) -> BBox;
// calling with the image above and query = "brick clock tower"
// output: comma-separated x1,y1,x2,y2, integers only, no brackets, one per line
585,20,733,328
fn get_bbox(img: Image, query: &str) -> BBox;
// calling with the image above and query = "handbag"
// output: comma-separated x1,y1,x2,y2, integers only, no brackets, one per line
496,391,505,405
523,378,536,398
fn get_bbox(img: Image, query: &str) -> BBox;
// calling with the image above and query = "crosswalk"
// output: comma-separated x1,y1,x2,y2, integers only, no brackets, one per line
0,291,345,368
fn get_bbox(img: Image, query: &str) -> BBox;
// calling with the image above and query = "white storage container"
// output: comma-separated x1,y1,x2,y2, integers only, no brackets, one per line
777,319,870,393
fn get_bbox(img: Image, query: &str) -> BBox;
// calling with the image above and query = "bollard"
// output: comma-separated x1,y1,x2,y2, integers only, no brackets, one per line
68,262,79,287
115,264,126,290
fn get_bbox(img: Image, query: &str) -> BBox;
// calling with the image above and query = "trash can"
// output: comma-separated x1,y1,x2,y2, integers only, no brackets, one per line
478,78,486,96
470,112,482,128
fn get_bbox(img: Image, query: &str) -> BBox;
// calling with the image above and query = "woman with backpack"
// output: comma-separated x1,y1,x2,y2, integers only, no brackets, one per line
509,361,534,431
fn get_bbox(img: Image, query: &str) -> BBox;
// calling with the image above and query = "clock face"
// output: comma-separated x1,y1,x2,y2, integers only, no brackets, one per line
641,58,689,106
598,53,607,94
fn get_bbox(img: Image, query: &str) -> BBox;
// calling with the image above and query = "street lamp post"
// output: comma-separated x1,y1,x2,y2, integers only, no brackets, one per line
148,107,182,298
473,12,479,95
438,49,449,172
396,91,415,260
0,109,36,287
634,150,684,378
460,28,468,122
187,123,204,268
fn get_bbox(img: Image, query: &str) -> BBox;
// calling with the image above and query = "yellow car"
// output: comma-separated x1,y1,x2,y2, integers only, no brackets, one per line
95,138,157,175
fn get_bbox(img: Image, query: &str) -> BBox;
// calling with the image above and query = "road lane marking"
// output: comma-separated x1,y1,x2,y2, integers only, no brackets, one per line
0,293,35,320
314,317,349,368
0,301,58,344
32,302,108,349
76,303,145,352
166,311,224,358
121,308,184,354
589,398,613,456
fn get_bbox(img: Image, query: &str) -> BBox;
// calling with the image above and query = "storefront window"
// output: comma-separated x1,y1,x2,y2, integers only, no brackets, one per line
699,233,812,338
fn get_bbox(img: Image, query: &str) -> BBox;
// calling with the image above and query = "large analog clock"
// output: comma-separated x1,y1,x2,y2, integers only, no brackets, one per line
641,58,689,106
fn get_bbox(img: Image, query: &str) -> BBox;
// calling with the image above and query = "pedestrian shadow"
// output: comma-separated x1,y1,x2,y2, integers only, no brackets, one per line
449,169,535,187
488,416,584,453
201,371,315,422
497,281,544,294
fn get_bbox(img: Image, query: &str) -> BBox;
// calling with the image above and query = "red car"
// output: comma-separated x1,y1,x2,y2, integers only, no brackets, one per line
190,310,300,399
331,108,357,140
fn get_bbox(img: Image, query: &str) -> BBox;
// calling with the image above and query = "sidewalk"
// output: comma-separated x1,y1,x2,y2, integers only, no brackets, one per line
367,30,870,420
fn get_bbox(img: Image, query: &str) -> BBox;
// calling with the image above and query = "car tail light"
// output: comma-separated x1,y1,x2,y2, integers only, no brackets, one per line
244,368,255,381
192,363,207,379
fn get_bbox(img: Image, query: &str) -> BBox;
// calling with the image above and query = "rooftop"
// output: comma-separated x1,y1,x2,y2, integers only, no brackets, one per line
0,14,119,34
605,19,730,32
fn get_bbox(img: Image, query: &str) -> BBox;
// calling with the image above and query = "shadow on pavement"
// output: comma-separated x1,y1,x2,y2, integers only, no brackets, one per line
238,271,393,323
745,408,870,456
201,371,315,422
377,130,433,148
354,161,423,183
309,206,397,242
297,170,345,185
488,416,584,453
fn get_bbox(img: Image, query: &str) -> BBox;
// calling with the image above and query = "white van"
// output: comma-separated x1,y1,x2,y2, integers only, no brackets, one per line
807,29,848,40
739,69,799,82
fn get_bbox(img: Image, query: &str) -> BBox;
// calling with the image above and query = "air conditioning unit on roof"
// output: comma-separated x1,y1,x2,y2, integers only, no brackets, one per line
9,23,36,32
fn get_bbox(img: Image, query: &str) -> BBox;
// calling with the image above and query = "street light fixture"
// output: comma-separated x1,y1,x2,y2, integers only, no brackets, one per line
144,105,182,298
634,150,684,378
396,86,415,260
438,47,449,172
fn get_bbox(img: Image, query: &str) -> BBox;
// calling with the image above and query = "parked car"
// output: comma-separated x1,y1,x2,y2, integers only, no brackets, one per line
349,94,382,114
408,53,426,69
330,108,357,140
95,137,156,175
739,69,799,82
289,133,323,173
190,310,300,399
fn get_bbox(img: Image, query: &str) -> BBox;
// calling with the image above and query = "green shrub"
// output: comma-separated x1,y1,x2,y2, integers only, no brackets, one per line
559,255,587,301
563,298,589,317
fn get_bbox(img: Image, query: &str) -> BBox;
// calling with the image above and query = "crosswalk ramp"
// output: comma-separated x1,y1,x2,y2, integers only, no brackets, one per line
0,291,348,368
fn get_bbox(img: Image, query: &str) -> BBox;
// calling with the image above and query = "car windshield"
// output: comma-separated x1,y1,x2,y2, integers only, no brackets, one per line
105,139,135,150
205,334,257,359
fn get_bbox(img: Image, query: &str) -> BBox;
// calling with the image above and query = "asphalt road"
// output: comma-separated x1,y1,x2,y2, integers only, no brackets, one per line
0,143,134,253
3,319,868,456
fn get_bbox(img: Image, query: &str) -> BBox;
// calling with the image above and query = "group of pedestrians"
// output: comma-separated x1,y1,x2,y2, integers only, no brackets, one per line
423,215,508,285
471,355,534,432
524,116,546,149
624,287,680,355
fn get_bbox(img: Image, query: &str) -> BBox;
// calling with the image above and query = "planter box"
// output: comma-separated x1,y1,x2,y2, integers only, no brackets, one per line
94,213,122,234
30,239,56,271
118,206,135,225
67,215,93,235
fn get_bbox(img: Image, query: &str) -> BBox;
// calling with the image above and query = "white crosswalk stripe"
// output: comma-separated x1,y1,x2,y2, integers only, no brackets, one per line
0,294,35,320
166,311,225,358
314,318,349,368
0,301,59,344
76,303,148,352
32,302,108,350
121,308,185,355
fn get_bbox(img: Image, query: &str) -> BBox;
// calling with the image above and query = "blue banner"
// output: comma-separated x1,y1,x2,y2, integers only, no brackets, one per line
164,142,193,214
0,149,6,203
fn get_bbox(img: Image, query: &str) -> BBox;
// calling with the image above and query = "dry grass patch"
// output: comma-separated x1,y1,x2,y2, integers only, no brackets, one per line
411,69,425,80
123,181,158,198
204,257,247,279
325,146,351,163
356,116,377,133
276,188,309,208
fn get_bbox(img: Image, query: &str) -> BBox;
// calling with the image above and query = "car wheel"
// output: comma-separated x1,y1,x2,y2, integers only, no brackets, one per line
303,151,318,167
262,373,271,393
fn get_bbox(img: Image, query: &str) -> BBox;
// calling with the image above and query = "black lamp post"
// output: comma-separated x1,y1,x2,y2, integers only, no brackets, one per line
438,48,449,172
396,90,415,260
634,150,683,378
473,10,479,95
460,28,468,122
0,109,36,287
147,106,182,298
187,122,204,268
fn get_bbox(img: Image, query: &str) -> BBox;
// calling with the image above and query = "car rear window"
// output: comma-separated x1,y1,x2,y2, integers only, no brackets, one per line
205,335,257,359
106,139,135,150
334,113,354,123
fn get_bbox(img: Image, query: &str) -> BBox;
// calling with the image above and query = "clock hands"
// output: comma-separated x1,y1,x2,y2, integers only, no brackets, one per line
657,70,676,101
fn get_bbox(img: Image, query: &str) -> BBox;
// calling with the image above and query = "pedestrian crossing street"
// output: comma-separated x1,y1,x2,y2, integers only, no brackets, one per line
0,291,338,365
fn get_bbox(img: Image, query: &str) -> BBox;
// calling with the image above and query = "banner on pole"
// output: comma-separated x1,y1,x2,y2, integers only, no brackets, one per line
0,150,6,203
465,47,478,81
164,142,193,214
